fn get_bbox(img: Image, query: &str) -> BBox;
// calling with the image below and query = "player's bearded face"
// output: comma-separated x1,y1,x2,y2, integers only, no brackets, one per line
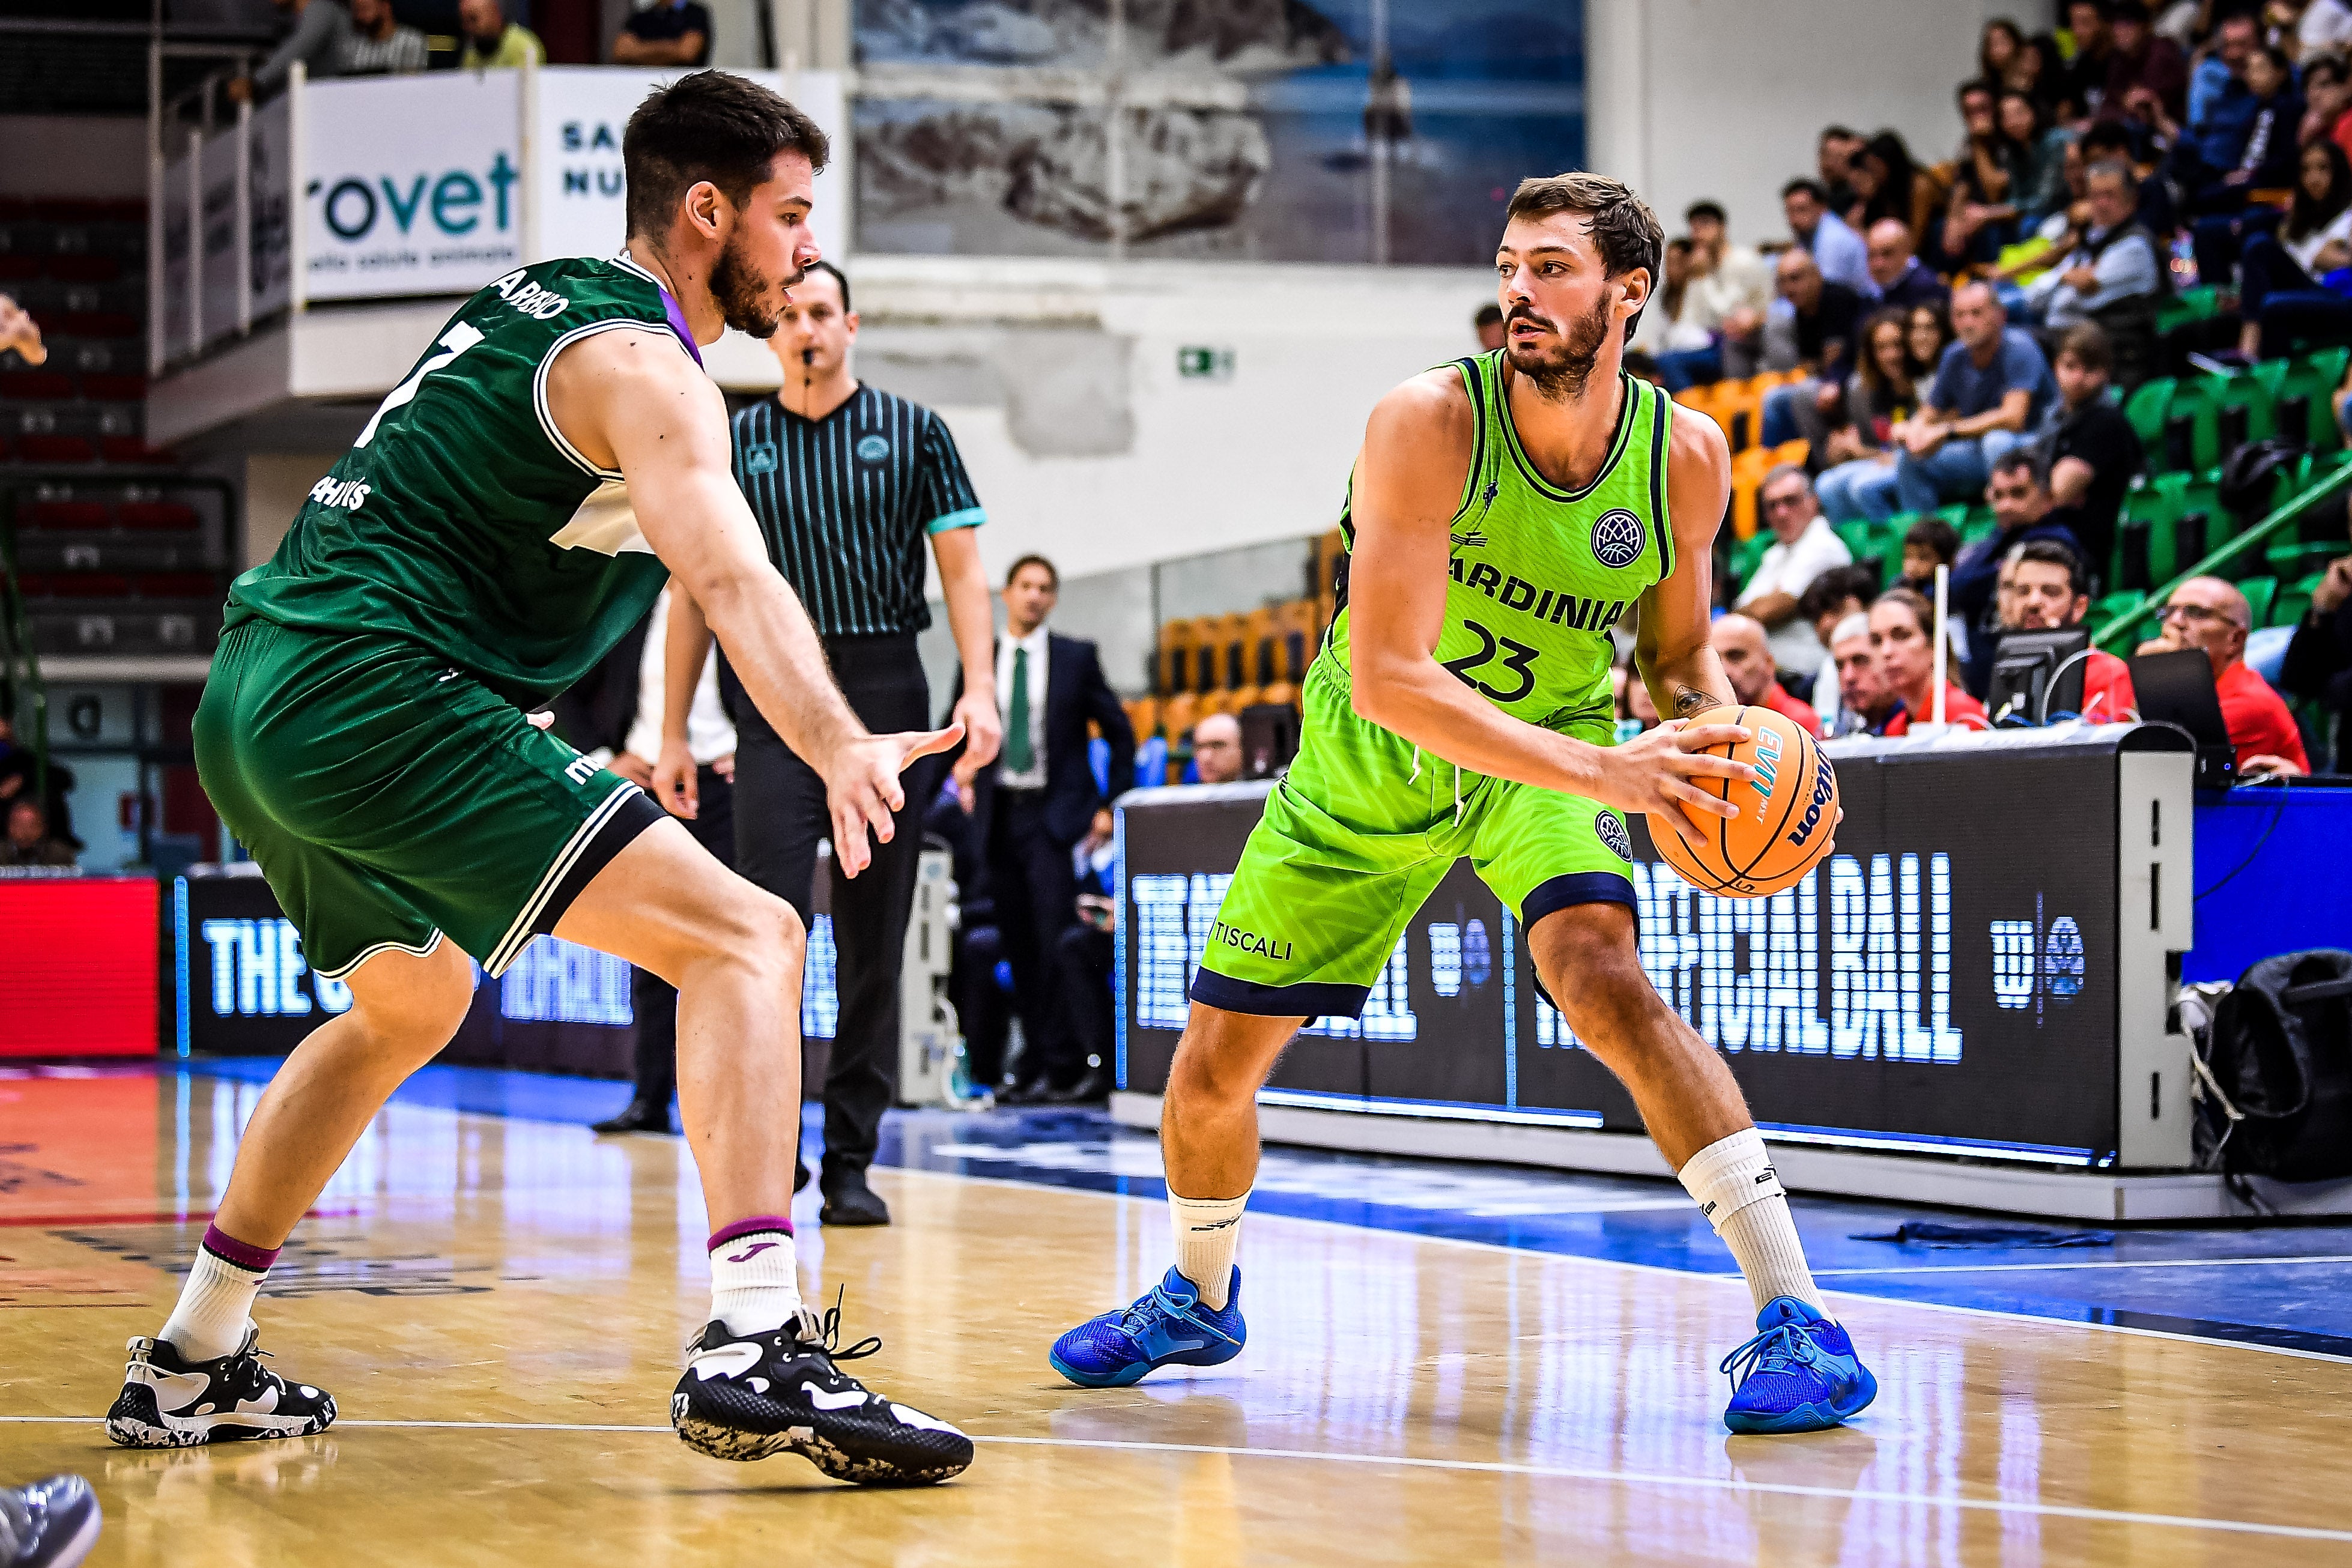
1505,288,1614,398
711,229,789,339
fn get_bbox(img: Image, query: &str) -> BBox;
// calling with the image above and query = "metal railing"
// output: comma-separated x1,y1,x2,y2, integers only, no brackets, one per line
2094,460,2352,650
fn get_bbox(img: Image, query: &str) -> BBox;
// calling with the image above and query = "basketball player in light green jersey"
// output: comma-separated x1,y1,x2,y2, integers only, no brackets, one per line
1050,175,1878,1435
103,73,979,1483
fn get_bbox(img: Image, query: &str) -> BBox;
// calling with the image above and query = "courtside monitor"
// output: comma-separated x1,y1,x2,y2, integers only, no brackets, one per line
1987,629,2090,727
2129,647,2238,791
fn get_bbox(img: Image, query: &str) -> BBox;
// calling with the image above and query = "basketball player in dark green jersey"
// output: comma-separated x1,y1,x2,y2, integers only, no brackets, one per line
105,73,978,1483
1052,175,1878,1435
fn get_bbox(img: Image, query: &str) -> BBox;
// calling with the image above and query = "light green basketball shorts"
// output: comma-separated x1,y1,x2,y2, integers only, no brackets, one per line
1189,655,1637,1018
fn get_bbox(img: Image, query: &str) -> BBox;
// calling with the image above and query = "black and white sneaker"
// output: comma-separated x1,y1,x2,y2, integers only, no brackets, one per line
103,1328,337,1448
671,1298,973,1485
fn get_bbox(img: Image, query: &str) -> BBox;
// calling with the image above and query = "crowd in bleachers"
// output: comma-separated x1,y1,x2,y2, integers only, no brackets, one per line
1620,0,2352,776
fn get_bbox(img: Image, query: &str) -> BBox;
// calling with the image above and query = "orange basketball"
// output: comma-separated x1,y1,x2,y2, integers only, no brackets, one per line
1647,705,1838,898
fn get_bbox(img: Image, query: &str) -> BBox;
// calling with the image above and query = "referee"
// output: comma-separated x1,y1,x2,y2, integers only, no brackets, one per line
659,261,1001,1227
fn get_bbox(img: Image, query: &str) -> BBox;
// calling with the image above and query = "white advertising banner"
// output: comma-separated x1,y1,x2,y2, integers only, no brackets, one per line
303,71,523,300
159,150,192,355
530,67,846,269
198,126,242,351
249,95,295,321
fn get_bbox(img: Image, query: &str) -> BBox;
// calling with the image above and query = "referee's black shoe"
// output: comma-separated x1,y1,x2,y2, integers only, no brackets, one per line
592,1097,673,1135
820,1168,890,1227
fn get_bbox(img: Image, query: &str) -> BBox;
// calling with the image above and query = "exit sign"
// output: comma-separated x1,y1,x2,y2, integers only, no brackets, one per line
1177,346,1234,381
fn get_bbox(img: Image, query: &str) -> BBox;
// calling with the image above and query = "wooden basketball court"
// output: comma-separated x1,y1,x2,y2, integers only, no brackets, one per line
4,1065,2350,1566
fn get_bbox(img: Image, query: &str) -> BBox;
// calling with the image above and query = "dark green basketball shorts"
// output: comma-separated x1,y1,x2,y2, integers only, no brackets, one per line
195,619,665,980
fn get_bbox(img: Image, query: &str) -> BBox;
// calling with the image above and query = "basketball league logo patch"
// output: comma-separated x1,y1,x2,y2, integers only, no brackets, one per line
1591,509,1646,570
855,434,891,464
1595,811,1633,862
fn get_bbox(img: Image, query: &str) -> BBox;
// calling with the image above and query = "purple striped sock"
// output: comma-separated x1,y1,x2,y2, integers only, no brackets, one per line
200,1223,280,1274
707,1214,793,1252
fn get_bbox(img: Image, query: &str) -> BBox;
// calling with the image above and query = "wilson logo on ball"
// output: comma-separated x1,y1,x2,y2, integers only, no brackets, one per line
1787,756,1835,847
1590,509,1646,569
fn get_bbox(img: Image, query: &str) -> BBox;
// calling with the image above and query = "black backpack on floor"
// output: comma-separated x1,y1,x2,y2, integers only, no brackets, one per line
2198,951,2352,1182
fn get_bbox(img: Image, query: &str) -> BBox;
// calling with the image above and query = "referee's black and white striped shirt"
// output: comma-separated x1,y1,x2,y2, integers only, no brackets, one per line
729,387,986,637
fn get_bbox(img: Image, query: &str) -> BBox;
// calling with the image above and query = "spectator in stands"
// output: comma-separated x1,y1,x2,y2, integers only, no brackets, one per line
1866,220,1948,312
1474,303,1506,351
1190,712,1242,785
1798,566,1881,734
1051,817,1120,1104
1784,178,1876,300
614,0,712,65
2026,161,2164,386
2137,576,2311,774
2064,0,2120,116
0,799,73,869
231,0,353,101
2299,0,2352,56
1944,82,2032,265
2080,118,2178,236
1630,238,1721,390
2004,89,2075,225
2016,30,2075,122
0,713,32,807
1908,299,1956,378
459,0,546,68
1994,539,2138,722
2279,542,2352,771
2298,52,2352,156
1870,589,1992,733
1981,18,2028,91
1830,613,1898,735
2165,21,2300,219
1815,312,1922,521
1735,465,1855,672
1851,132,1934,244
1820,127,1866,219
2036,322,2143,576
2235,140,2352,359
1685,200,1774,379
1956,449,2087,688
1757,250,1864,442
341,0,426,74
1869,282,2056,519
1899,515,1961,598
2103,0,2190,126
1622,667,1662,732
1710,614,1824,736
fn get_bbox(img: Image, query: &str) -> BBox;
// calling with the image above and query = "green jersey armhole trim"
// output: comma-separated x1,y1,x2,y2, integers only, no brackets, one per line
1650,384,1675,581
1447,354,1491,525
1497,364,1637,504
532,318,690,482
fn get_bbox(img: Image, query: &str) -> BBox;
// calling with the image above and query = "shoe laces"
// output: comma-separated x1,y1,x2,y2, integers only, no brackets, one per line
1119,1280,1240,1348
1718,1320,1823,1390
790,1286,882,1365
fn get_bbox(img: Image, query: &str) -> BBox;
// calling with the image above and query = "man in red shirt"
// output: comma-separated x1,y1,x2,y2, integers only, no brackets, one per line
1870,587,1990,734
1710,612,1823,736
2139,577,2309,776
2001,540,2137,722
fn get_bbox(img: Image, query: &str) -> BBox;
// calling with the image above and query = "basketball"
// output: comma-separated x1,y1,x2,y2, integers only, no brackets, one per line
1649,705,1838,898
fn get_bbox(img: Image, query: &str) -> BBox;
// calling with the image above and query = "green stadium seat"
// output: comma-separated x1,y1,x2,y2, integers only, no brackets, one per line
2270,573,2321,629
1960,508,1998,546
1833,521,1876,559
2269,539,2345,580
2088,590,2144,635
2239,575,2278,628
2124,377,2176,468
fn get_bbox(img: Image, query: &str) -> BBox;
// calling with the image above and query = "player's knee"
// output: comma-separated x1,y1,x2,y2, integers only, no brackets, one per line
702,886,804,983
1531,910,1649,1041
350,942,476,1053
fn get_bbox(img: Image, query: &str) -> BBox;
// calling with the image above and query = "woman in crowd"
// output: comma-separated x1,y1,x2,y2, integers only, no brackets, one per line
2000,88,2073,223
2238,139,2352,357
1943,83,2032,265
1814,311,1923,521
1906,300,1955,382
1979,18,2027,90
1850,132,1936,244
1867,589,1990,735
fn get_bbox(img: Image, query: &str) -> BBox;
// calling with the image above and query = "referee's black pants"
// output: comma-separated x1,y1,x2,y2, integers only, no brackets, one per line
628,764,735,1110
728,634,936,1188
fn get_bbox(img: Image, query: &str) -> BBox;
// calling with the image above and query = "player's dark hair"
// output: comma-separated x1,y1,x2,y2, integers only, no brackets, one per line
2015,538,2087,596
1903,516,1961,566
1504,172,1664,342
1006,553,1059,589
799,259,851,313
623,70,829,240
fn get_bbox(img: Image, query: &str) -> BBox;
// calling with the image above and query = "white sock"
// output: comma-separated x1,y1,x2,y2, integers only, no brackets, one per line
708,1223,802,1336
1676,1129,1826,1316
1169,1191,1248,1310
162,1244,268,1363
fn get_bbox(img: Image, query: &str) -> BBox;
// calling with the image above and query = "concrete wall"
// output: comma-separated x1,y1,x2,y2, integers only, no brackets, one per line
1584,0,2017,246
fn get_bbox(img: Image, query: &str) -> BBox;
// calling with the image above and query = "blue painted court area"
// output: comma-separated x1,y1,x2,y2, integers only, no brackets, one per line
190,1056,2352,1359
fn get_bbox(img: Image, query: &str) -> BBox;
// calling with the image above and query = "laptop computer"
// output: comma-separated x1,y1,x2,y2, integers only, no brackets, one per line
2128,647,2238,790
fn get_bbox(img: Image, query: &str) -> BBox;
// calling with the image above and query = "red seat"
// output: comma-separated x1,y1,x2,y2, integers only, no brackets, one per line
22,500,111,529
46,255,120,285
0,371,76,401
80,374,145,402
0,256,38,282
46,573,131,598
102,436,167,464
117,500,197,530
19,434,96,462
57,312,138,339
13,572,49,596
135,572,218,599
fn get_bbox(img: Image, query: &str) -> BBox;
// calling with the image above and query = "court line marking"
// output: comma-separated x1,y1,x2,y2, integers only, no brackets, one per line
878,1165,2352,1366
1804,1253,2352,1277
7,1417,2347,1542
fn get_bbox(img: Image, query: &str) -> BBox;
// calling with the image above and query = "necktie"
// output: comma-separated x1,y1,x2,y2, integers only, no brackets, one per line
1006,646,1034,774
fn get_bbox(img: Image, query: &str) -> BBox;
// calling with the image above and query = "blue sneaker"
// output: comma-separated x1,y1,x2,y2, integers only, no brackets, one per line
1720,1297,1878,1434
1049,1266,1245,1388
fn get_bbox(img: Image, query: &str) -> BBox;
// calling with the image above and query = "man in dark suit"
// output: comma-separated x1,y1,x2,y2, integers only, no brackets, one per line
948,554,1135,1102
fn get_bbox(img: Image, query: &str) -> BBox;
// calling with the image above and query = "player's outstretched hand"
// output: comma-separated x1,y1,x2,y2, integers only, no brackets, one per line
652,738,700,820
0,294,46,367
826,721,965,877
1596,718,1756,855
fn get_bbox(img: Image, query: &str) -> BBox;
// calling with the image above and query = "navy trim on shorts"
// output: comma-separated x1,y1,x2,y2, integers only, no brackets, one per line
1189,967,1372,1020
526,787,667,946
1521,871,1640,932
